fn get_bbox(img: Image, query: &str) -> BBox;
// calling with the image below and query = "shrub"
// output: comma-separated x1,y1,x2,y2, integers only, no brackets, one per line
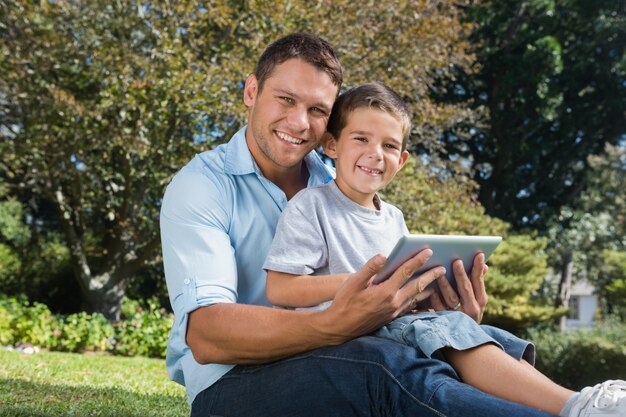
0,295,173,358
112,297,173,358
0,294,60,347
530,319,626,390
55,311,115,352
0,301,14,346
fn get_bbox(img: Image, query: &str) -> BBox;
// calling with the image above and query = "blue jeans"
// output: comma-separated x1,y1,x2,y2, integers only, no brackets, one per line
191,336,556,417
375,311,535,364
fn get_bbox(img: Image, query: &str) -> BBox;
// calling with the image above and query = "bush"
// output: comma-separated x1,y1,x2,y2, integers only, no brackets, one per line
112,298,173,358
0,294,173,358
55,311,115,352
0,294,60,347
530,319,626,390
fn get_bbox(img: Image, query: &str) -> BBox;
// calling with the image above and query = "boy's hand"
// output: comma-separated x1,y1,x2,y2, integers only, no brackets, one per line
428,253,489,323
318,249,446,341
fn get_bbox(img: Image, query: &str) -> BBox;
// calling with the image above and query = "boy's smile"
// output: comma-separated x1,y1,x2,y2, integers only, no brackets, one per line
324,107,409,209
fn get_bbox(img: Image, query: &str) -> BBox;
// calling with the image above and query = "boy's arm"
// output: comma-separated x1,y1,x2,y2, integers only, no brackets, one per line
265,270,350,308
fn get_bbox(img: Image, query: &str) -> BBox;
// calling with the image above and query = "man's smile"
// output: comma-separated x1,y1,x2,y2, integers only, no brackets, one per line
276,130,304,145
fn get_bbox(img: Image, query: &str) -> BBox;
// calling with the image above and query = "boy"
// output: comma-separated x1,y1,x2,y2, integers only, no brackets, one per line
264,82,626,417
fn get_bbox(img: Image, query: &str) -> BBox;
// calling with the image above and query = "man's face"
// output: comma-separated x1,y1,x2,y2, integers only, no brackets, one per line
323,108,409,209
244,58,338,175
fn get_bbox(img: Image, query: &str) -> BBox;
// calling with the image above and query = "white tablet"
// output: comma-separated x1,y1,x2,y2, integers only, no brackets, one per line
372,234,502,287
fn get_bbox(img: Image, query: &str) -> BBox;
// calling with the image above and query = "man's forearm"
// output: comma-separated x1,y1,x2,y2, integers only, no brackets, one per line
186,303,345,365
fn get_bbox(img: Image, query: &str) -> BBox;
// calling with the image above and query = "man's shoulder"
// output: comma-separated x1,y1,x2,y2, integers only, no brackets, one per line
173,126,250,185
161,144,236,214
168,147,229,191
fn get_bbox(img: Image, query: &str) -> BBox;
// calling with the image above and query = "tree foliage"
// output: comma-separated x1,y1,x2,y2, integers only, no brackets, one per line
546,144,626,317
0,0,477,319
435,0,626,229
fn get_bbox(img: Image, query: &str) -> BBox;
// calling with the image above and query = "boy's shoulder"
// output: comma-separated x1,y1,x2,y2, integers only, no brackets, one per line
378,196,405,218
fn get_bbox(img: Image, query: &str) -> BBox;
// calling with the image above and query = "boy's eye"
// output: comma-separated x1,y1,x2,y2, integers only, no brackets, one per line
384,143,399,150
354,136,367,142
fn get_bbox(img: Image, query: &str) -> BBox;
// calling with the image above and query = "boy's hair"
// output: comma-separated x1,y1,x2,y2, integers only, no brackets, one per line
326,82,412,150
254,33,343,93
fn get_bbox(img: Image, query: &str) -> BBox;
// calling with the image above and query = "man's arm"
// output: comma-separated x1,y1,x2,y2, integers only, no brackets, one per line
187,251,444,365
265,270,350,308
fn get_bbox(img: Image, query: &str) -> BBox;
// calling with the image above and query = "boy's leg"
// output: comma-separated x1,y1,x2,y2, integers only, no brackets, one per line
191,336,556,417
443,344,573,415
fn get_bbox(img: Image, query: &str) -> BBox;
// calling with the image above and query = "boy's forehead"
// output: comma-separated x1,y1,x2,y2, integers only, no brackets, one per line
346,107,402,128
342,107,405,142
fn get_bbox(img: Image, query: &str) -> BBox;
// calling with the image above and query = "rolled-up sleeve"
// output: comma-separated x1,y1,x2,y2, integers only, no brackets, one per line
161,169,238,316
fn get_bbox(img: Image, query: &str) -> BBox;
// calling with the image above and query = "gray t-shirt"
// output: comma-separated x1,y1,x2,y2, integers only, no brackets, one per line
263,180,408,309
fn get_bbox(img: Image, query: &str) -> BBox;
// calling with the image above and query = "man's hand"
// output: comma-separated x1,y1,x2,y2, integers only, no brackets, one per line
317,249,446,341
427,253,489,323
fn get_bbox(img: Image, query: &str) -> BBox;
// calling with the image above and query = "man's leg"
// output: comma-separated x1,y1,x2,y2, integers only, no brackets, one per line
191,336,556,417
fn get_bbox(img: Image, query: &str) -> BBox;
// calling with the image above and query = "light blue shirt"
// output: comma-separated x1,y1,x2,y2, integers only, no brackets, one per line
160,126,334,404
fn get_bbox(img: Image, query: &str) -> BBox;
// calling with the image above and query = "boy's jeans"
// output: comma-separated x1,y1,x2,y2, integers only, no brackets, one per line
191,335,555,417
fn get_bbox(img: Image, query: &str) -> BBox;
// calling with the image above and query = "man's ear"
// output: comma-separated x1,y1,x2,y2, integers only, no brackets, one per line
243,74,258,107
321,132,338,159
397,150,410,171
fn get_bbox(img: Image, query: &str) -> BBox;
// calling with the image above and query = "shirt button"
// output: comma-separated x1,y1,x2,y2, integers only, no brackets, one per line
184,278,190,285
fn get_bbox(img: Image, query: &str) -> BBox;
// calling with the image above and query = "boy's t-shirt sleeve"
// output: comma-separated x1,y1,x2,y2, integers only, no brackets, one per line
263,193,327,276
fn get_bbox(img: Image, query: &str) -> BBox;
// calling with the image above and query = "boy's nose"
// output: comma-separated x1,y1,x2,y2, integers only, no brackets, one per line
367,144,384,160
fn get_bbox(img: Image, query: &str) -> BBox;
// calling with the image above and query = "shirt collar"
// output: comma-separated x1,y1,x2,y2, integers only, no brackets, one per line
224,126,256,175
224,125,334,185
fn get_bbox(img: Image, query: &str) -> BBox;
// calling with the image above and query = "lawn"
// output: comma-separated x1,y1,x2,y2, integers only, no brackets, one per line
0,349,189,417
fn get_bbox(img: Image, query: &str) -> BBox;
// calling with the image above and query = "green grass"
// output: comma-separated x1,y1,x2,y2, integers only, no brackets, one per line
0,349,189,417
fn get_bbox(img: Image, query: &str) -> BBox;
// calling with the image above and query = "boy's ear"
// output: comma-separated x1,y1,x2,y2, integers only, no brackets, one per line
321,132,338,159
397,150,410,171
243,74,258,107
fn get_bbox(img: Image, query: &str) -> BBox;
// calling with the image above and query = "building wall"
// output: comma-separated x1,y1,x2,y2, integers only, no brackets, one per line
565,295,599,328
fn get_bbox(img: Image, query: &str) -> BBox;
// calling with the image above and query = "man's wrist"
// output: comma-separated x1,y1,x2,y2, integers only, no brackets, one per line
307,309,351,346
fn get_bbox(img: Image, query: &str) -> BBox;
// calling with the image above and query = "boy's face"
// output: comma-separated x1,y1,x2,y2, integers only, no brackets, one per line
243,58,338,175
323,107,409,209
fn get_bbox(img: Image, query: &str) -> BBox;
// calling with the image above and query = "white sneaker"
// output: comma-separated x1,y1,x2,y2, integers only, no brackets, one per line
570,380,626,416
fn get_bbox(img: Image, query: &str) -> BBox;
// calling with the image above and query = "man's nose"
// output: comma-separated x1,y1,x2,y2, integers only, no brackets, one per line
287,106,310,132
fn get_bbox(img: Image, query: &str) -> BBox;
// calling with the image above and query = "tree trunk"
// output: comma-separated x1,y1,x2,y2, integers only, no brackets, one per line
84,273,129,321
554,250,574,331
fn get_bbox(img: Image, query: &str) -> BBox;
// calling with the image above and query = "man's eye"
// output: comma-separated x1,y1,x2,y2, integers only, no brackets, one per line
281,97,294,104
311,107,326,116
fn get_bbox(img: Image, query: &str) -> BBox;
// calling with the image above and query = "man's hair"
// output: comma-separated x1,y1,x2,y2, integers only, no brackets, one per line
254,33,343,93
326,82,412,150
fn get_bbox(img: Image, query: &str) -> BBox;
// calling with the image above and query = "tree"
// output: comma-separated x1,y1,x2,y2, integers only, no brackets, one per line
0,0,478,319
0,1,223,319
434,0,626,229
0,182,26,286
545,144,626,322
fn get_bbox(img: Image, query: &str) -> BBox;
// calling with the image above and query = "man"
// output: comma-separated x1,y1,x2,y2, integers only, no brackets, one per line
160,33,554,417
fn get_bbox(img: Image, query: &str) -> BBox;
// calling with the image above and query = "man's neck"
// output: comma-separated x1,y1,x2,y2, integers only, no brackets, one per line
269,162,309,200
